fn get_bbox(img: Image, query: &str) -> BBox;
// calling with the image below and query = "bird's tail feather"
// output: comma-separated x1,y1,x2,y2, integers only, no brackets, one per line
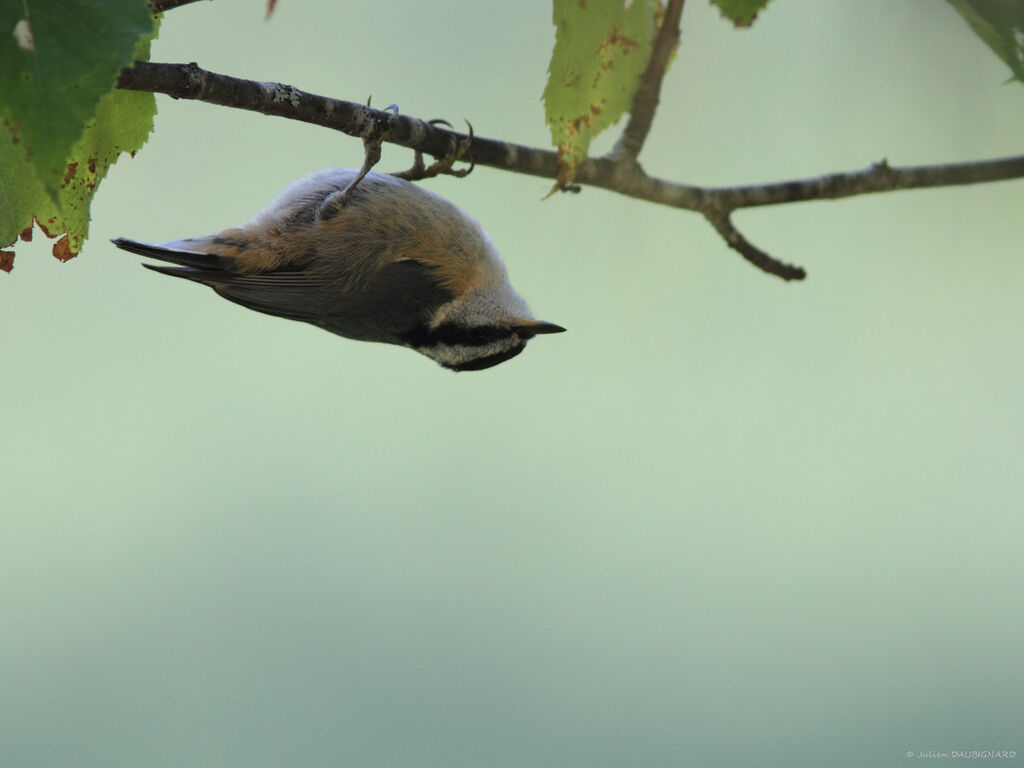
111,238,220,271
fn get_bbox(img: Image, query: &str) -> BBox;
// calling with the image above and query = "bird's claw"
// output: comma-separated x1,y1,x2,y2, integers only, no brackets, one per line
391,119,475,182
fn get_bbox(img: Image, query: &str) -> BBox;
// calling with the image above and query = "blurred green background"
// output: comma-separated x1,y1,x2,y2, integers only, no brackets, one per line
2,1,1022,766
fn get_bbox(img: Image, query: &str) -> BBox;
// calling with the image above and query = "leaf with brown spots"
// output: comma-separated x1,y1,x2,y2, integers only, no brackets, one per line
543,0,658,190
0,9,158,269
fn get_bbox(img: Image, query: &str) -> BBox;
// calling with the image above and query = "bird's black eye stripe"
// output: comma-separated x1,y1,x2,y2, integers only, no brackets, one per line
401,322,519,349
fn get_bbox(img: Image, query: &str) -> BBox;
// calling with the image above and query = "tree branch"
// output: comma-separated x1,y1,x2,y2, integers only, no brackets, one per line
117,60,1024,281
708,157,1024,209
116,61,562,177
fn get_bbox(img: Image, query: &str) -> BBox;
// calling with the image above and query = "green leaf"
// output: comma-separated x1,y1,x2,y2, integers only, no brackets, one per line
0,2,157,268
710,0,773,27
946,0,1024,83
543,0,658,189
0,0,155,192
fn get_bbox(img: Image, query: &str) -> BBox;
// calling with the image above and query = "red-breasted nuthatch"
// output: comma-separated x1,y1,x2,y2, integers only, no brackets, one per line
113,169,565,371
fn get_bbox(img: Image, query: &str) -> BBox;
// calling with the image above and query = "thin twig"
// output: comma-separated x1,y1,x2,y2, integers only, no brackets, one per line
611,0,686,164
117,60,1024,281
704,208,806,281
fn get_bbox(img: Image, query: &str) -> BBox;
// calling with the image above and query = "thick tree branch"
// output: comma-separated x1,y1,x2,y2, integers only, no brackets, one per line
116,61,562,178
117,61,1024,281
611,0,686,163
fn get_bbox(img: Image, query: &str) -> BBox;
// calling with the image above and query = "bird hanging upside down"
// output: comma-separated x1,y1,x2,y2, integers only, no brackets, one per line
113,169,565,371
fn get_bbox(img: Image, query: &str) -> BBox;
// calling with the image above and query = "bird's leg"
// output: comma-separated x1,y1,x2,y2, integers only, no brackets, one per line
391,120,475,181
317,103,399,219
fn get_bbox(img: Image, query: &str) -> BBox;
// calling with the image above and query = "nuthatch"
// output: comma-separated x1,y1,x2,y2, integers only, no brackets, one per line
113,168,564,371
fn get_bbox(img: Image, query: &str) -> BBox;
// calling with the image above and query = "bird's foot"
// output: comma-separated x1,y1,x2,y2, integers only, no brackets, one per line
318,102,399,219
391,119,474,182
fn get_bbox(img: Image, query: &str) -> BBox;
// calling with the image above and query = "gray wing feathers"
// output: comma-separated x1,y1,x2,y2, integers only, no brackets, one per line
115,238,454,343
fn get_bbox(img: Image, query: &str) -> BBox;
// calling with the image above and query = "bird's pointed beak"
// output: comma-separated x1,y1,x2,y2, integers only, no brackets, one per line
516,319,567,335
